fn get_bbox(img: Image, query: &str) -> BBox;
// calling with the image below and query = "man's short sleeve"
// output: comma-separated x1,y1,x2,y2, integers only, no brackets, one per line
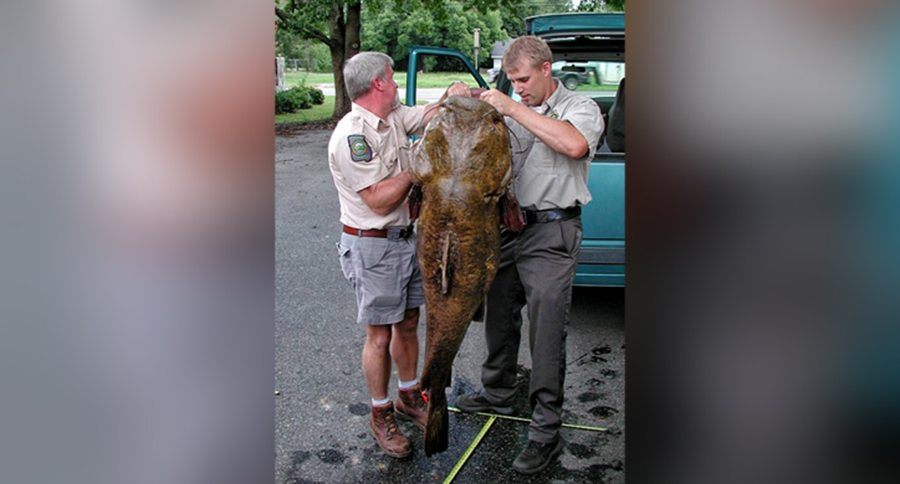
333,134,392,192
562,98,604,159
394,105,428,135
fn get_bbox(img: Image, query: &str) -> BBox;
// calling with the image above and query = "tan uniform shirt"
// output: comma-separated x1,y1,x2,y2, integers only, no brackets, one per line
328,103,427,229
507,80,604,210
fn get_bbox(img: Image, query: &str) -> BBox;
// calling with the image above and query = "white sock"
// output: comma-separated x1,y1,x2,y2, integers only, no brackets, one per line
398,378,419,390
371,397,391,407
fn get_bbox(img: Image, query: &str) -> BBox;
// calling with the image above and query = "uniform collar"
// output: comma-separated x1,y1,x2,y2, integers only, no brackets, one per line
539,79,569,118
351,103,388,130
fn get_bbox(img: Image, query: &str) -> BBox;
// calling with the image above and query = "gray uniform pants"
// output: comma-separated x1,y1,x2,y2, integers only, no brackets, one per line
481,216,582,443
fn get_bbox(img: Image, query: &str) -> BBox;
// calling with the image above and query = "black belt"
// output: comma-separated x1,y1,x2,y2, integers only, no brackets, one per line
523,206,581,224
342,224,413,241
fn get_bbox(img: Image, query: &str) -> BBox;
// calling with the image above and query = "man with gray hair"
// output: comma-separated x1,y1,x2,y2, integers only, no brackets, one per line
455,35,604,474
328,51,468,458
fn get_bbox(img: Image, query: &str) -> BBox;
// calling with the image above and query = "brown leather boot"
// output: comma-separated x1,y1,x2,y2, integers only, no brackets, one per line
370,402,412,458
395,387,428,430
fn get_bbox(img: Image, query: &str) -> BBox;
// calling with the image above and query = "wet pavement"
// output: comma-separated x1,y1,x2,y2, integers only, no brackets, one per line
276,131,624,483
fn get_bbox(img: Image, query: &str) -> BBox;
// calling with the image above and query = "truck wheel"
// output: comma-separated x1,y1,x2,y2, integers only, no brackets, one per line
563,76,579,90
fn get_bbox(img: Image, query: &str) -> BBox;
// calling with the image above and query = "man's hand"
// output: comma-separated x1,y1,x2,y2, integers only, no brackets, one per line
445,81,471,99
479,89,518,116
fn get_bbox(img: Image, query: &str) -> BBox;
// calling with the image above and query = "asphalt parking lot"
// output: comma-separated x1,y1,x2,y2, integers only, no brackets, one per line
276,130,625,483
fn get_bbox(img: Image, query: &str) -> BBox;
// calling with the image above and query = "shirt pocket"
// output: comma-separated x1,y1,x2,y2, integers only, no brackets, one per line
529,139,558,172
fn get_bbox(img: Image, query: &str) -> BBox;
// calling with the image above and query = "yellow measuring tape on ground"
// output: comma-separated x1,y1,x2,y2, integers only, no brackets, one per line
448,406,608,432
442,415,496,484
441,406,608,483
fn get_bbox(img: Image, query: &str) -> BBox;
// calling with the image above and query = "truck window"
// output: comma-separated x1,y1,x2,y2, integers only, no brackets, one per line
404,48,488,107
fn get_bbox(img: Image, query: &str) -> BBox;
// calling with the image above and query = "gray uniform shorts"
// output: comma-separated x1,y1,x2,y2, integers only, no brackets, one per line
337,232,424,325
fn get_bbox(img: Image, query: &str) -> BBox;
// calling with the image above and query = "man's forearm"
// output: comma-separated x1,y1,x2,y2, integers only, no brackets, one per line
421,102,443,129
507,103,589,159
358,172,413,217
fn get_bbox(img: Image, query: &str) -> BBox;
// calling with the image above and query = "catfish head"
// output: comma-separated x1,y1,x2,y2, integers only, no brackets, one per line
410,95,512,202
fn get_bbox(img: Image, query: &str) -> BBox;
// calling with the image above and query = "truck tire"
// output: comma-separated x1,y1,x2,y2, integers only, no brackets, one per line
562,75,579,90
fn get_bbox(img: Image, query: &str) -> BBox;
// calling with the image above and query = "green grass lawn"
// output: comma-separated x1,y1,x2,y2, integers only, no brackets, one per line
284,71,335,88
284,70,486,89
575,82,620,92
275,96,335,125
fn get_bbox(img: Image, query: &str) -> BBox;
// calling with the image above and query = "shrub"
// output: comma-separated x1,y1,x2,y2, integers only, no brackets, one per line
306,86,325,105
289,87,312,110
275,89,299,114
275,85,323,114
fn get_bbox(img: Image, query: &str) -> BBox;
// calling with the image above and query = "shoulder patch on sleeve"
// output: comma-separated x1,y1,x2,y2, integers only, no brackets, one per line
347,134,372,162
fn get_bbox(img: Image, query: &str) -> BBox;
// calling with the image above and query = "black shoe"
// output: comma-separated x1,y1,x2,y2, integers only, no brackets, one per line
454,391,515,416
512,437,564,475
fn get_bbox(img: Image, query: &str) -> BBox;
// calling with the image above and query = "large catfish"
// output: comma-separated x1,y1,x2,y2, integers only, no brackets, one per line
409,95,516,456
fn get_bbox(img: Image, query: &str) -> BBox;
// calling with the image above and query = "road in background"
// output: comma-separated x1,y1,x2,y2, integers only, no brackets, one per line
314,85,447,103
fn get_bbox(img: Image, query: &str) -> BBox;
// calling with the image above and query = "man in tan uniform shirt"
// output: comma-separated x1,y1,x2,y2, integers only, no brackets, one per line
456,37,604,474
328,51,468,458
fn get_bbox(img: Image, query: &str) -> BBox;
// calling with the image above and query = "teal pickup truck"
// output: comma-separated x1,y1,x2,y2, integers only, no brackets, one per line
406,13,625,287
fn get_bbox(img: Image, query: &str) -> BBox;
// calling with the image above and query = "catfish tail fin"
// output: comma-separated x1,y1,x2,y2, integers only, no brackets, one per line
424,387,449,456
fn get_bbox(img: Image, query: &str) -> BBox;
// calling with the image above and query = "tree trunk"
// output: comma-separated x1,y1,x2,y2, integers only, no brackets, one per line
330,1,361,119
345,2,361,60
329,3,350,119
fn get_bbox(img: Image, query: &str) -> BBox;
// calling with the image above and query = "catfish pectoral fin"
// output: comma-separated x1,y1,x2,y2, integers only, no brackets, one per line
408,184,423,221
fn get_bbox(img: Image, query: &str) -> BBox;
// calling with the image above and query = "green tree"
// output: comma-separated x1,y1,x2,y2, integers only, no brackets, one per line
498,0,573,37
575,0,625,12
276,30,331,71
275,28,303,60
275,0,516,119
362,1,506,70
276,0,365,118
496,0,624,37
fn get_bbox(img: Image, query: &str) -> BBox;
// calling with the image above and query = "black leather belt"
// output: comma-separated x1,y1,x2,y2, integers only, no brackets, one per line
523,206,581,224
342,224,413,241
